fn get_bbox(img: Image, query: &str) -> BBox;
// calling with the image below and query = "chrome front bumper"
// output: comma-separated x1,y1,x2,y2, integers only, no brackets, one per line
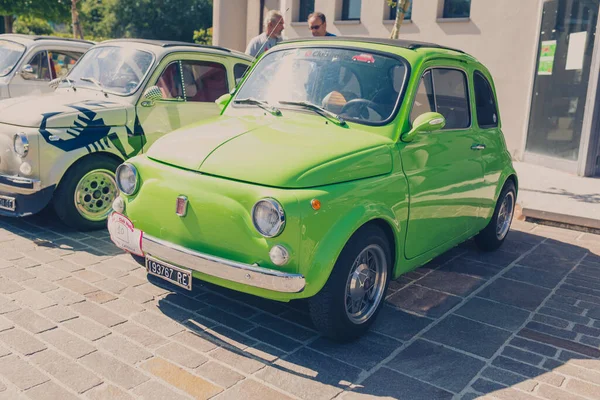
142,234,306,293
0,174,41,191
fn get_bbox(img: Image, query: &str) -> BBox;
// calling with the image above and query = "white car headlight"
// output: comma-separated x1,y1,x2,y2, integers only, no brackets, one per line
14,133,29,158
252,198,285,237
116,163,139,195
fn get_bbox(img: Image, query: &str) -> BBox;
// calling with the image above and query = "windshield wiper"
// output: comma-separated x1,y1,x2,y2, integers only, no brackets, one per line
49,77,76,91
80,77,107,96
279,100,346,126
233,97,282,116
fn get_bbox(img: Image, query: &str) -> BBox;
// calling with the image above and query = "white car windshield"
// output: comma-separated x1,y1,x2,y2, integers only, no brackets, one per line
0,40,26,77
68,46,154,95
235,47,408,124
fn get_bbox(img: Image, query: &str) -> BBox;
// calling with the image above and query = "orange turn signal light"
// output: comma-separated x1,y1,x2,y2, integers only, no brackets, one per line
311,199,321,210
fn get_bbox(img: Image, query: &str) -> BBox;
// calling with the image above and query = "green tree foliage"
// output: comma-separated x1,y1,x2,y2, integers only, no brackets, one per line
14,16,54,35
79,0,115,38
0,0,71,22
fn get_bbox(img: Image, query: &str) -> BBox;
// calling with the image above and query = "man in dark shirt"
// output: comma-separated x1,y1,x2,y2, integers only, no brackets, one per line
307,12,336,37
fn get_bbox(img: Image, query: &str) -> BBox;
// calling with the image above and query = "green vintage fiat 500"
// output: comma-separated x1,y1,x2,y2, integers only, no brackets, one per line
108,37,518,342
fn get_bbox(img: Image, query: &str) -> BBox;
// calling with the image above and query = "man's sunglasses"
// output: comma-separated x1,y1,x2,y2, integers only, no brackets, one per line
309,24,322,30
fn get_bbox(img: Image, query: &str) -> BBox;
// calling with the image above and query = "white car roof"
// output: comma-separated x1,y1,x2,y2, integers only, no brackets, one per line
0,34,95,49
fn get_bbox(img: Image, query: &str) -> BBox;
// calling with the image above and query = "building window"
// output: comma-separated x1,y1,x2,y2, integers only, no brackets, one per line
342,0,361,21
390,1,413,21
298,0,315,22
443,0,471,18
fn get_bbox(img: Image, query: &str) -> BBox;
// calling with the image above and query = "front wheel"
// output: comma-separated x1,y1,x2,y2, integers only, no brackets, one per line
308,225,391,342
53,155,121,231
475,180,516,252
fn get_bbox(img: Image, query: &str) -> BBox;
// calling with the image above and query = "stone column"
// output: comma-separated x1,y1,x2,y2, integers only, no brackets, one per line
213,0,248,52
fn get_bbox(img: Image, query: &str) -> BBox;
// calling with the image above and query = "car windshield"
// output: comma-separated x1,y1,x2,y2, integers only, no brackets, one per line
235,47,408,124
67,46,154,95
0,40,26,77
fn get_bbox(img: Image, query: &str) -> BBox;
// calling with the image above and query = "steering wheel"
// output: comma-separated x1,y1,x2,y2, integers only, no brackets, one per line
340,99,385,120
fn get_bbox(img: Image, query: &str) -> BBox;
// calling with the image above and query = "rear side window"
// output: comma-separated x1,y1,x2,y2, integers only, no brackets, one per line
410,68,470,130
474,71,499,128
234,63,249,82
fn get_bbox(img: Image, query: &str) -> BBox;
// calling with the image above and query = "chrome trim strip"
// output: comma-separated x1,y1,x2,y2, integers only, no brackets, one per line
0,174,41,190
142,233,305,293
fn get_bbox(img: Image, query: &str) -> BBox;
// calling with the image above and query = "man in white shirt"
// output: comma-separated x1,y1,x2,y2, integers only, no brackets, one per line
246,10,285,58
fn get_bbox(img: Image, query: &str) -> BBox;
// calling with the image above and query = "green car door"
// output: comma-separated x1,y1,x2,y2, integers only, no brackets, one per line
401,62,486,259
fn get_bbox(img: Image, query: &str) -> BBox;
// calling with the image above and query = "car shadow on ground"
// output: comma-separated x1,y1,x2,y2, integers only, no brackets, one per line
1,212,599,399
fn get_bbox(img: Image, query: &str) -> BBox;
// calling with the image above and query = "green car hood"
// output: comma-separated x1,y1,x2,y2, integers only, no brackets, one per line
147,115,394,188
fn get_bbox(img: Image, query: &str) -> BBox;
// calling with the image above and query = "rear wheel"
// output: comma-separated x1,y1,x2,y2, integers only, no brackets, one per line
308,225,391,342
53,155,121,231
475,180,516,252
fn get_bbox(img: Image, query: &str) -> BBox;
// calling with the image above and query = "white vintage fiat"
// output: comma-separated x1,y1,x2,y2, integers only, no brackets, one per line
0,39,252,230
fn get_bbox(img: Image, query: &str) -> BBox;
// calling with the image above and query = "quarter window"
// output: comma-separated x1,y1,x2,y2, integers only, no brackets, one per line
28,51,51,80
156,62,184,100
411,68,470,130
234,63,249,82
474,71,498,128
342,0,361,20
443,0,471,18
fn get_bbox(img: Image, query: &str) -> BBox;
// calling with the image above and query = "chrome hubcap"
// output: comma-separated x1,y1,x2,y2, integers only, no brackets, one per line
345,244,387,324
496,191,515,240
74,169,118,221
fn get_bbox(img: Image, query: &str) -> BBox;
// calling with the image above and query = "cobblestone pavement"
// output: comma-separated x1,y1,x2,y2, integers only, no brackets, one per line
0,213,598,400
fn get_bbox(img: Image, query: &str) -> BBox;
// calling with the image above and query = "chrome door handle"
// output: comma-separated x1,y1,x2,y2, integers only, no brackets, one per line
471,144,486,150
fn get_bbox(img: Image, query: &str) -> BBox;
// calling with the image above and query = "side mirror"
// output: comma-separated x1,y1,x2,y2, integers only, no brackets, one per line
141,85,163,107
401,112,446,142
215,93,232,111
19,64,36,80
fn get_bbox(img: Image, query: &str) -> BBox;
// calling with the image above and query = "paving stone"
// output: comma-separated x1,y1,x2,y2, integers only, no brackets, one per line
46,288,86,306
519,253,574,273
0,278,23,296
0,328,46,355
143,298,194,322
566,379,600,399
26,265,69,282
437,257,503,279
29,349,102,393
544,358,565,370
372,305,433,340
309,334,400,370
132,380,191,400
540,307,590,325
509,337,558,357
415,269,485,297
514,379,540,392
580,335,600,348
195,361,244,388
155,342,208,369
157,292,207,313
80,351,149,390
573,324,600,337
387,285,462,318
93,278,128,295
477,278,551,311
537,372,566,387
525,321,577,340
132,311,184,337
26,250,62,264
423,315,512,358
49,259,83,273
245,327,302,353
198,306,256,333
24,380,79,400
251,313,316,342
72,270,105,284
13,257,41,269
85,290,117,304
5,309,56,334
103,298,144,317
501,346,544,366
554,363,600,386
62,252,108,267
532,314,570,329
39,328,96,359
537,384,589,400
113,321,167,349
387,339,484,393
70,301,126,328
96,334,153,364
556,288,600,305
141,357,222,399
84,383,134,400
454,297,530,331
503,265,564,289
471,378,506,393
0,249,23,261
0,354,49,390
10,289,57,310
213,379,294,400
343,367,453,400
545,299,585,315
562,283,600,299
122,287,154,304
21,278,58,294
532,242,587,261
0,267,35,282
256,348,361,400
481,366,526,386
209,347,267,374
492,356,548,378
566,276,600,293
587,306,600,319
39,305,78,323
57,277,98,295
0,295,19,315
62,317,110,341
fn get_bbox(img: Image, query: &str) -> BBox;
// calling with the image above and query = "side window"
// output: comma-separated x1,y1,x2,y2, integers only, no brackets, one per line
48,51,83,79
155,62,184,100
234,63,249,83
474,71,499,128
431,69,470,129
28,51,51,80
181,60,228,102
410,70,435,122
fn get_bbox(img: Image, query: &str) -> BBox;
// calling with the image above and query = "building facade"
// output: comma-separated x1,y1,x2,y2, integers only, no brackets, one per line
213,0,600,177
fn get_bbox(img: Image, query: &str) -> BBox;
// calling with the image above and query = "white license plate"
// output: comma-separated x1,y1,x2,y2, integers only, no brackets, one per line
0,195,15,212
107,212,143,256
146,256,192,290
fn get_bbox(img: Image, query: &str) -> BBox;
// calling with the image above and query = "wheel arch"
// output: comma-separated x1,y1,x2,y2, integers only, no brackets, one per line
55,151,125,191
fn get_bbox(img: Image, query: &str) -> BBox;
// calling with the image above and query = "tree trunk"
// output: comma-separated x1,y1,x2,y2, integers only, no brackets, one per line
4,15,14,33
390,0,411,39
71,0,84,39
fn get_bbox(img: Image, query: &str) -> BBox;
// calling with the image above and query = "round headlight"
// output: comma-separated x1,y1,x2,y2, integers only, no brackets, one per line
252,198,285,237
116,163,139,195
14,133,29,158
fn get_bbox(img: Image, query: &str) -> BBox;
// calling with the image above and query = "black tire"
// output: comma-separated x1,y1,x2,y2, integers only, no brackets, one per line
475,180,516,252
308,224,392,342
53,155,121,231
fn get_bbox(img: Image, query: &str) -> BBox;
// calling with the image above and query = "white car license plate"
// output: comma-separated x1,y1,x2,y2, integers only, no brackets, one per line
0,195,15,212
146,256,192,290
